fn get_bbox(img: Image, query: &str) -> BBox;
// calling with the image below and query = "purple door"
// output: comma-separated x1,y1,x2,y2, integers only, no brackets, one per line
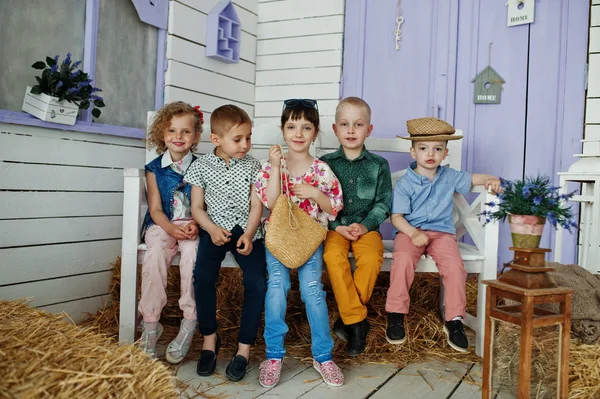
342,0,589,266
343,0,459,137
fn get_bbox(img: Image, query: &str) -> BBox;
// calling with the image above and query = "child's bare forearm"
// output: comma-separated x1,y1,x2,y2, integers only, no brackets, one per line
150,210,175,234
245,186,263,237
391,214,417,237
190,186,217,232
192,208,217,232
265,165,281,209
472,173,497,186
314,190,335,215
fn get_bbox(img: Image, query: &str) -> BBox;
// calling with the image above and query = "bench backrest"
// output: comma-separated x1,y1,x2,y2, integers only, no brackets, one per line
145,117,463,173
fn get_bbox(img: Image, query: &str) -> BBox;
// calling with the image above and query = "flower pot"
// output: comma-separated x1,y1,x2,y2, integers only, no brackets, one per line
21,86,78,125
508,214,546,248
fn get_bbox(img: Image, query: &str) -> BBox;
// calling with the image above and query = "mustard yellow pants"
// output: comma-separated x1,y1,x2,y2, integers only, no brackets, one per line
323,230,384,325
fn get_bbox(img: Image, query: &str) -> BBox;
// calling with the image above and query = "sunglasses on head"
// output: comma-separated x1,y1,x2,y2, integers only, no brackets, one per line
283,98,319,112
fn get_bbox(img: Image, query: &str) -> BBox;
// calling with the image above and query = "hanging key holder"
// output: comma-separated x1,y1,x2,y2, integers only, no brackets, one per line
394,0,404,51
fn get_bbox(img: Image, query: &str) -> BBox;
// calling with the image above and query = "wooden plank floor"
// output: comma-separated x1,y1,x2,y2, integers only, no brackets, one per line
176,357,483,398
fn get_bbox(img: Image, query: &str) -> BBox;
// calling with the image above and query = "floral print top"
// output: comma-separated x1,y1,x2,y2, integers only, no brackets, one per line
255,158,344,230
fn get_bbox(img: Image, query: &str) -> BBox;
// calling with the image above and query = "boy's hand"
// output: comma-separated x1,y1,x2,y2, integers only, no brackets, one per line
485,178,502,194
168,223,192,241
411,230,429,247
348,223,368,238
184,222,199,240
291,183,319,200
236,233,254,255
335,225,358,241
269,145,283,167
208,225,231,246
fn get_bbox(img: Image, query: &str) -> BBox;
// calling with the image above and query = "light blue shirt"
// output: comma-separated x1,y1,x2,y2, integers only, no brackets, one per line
392,162,472,235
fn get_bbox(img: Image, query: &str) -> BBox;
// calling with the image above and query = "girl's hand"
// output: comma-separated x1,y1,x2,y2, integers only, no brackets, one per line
236,233,254,255
168,224,192,241
291,183,319,200
269,145,283,167
184,222,199,240
411,230,429,247
209,225,231,246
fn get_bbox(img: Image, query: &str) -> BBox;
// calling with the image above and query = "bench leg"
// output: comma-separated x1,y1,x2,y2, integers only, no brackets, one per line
475,273,488,357
119,251,139,344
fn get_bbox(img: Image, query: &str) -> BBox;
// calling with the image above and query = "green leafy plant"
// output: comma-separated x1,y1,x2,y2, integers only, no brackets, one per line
481,175,577,232
30,53,105,118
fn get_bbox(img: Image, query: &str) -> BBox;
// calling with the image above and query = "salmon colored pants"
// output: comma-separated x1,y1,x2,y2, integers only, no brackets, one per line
138,221,199,323
386,230,467,321
323,230,384,325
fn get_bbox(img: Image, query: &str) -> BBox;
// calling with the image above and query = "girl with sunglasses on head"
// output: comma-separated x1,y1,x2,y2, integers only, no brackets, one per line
254,99,345,388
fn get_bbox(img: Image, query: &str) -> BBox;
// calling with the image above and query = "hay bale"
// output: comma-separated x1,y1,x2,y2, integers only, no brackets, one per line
83,260,480,366
0,299,178,399
491,323,560,398
82,259,600,398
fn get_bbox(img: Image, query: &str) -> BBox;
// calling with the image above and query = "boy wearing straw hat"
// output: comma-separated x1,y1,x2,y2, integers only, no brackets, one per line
386,117,500,352
321,97,393,356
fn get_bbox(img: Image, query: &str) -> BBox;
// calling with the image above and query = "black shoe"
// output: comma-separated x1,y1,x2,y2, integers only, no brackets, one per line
333,317,349,342
443,320,469,353
226,354,249,382
197,334,221,376
386,313,407,345
346,319,370,356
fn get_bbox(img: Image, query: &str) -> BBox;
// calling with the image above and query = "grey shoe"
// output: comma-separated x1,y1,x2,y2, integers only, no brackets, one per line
139,322,163,359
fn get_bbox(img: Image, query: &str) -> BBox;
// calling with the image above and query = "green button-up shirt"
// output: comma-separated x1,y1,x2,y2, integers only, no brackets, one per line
320,146,392,232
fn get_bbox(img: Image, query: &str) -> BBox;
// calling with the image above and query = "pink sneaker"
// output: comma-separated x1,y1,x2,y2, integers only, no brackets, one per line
313,360,344,386
259,359,282,388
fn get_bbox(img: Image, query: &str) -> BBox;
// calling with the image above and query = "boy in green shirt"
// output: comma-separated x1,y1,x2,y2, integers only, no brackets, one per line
321,97,392,356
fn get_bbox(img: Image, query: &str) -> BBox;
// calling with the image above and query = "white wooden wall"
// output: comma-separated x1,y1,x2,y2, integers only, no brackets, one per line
0,124,145,322
586,1,600,142
253,0,345,126
165,0,259,120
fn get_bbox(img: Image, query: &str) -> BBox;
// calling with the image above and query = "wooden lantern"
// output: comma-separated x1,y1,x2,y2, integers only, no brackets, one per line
482,247,573,398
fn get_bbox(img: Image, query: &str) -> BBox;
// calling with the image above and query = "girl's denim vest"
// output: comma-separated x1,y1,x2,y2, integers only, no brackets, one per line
142,154,197,236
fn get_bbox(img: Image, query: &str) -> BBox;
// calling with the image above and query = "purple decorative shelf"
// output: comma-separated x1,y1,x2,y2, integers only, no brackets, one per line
206,0,241,63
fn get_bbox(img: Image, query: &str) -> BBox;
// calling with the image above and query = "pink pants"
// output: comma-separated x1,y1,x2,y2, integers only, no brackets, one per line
138,221,199,322
386,230,467,321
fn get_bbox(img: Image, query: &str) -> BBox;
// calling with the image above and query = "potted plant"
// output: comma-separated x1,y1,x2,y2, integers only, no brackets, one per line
21,53,105,125
481,175,577,248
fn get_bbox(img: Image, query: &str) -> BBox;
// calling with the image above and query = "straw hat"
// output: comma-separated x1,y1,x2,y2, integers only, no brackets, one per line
398,117,463,141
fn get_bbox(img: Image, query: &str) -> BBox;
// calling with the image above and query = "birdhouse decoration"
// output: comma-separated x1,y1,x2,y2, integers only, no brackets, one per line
472,66,505,104
205,0,241,63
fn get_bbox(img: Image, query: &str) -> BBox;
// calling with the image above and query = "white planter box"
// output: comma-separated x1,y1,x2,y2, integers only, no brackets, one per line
21,86,79,125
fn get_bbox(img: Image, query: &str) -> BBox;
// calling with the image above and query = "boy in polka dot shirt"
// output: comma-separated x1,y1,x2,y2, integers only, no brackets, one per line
184,105,267,382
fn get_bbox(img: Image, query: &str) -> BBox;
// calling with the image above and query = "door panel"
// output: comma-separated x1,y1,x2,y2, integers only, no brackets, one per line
345,0,458,138
342,0,588,265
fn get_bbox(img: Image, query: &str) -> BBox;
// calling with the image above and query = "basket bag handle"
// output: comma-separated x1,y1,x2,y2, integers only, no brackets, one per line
279,154,299,230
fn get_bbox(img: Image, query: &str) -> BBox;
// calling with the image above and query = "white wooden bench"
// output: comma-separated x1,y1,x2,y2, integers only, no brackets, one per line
119,120,499,357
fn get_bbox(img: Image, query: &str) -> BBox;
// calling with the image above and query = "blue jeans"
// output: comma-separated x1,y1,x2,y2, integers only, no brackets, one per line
264,245,333,363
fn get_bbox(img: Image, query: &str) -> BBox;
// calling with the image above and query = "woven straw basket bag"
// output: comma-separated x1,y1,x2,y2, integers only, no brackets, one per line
265,158,327,269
